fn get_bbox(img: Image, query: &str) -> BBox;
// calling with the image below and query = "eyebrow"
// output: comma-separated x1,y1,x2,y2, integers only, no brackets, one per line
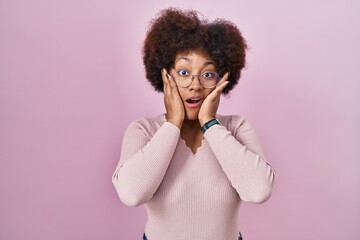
176,57,215,67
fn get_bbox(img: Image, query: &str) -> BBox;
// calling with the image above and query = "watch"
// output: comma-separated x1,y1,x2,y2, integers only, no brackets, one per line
201,118,220,133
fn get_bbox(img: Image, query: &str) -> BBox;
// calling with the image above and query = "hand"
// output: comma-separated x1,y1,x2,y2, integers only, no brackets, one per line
198,72,230,126
162,68,185,129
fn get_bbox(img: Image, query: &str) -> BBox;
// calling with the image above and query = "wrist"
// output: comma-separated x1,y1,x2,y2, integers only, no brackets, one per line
199,116,215,126
201,118,220,134
167,119,183,129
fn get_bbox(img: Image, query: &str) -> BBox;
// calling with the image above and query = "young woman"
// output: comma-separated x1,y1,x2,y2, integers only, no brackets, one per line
112,8,276,240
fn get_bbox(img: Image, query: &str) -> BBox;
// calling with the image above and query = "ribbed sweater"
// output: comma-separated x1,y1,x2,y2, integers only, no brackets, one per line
112,114,275,240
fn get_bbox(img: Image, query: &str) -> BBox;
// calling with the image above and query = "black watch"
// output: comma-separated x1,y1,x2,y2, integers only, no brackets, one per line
201,118,220,133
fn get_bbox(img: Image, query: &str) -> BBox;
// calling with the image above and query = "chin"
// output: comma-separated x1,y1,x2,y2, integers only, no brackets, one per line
185,116,198,121
184,112,199,121
184,107,201,121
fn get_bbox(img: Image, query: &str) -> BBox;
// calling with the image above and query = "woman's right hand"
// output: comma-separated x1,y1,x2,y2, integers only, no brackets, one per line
161,68,185,129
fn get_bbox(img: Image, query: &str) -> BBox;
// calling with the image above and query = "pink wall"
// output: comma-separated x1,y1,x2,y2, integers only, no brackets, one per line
1,0,359,239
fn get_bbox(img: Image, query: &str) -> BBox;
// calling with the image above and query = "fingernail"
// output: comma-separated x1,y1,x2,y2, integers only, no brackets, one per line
166,74,171,79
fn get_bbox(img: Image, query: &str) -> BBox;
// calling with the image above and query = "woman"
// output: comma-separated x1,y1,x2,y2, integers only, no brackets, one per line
112,8,275,240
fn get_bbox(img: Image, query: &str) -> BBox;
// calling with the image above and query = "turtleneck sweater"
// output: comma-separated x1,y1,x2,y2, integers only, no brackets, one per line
112,114,275,240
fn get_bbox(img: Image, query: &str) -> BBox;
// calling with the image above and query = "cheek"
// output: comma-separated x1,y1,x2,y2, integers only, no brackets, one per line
204,89,214,98
177,88,187,101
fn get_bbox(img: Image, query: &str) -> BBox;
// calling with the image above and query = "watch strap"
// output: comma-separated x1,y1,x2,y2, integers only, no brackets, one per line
201,118,220,133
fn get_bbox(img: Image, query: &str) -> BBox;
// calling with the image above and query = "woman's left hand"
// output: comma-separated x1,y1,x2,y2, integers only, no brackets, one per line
198,73,230,126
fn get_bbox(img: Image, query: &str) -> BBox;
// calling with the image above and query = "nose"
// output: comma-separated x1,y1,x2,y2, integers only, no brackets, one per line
189,75,202,90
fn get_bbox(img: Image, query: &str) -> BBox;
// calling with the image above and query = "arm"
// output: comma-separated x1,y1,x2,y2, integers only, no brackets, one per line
204,117,275,203
112,120,180,207
113,68,184,207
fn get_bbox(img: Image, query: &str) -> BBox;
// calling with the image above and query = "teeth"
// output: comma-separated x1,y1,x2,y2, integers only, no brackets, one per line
186,98,201,104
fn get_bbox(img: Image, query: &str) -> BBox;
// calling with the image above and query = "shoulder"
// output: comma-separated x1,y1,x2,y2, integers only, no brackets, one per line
217,114,255,135
125,114,167,138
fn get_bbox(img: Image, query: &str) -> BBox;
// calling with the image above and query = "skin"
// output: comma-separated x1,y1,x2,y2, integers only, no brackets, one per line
161,50,229,153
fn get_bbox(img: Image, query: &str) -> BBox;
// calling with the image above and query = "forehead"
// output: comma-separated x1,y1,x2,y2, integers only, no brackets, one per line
174,50,214,64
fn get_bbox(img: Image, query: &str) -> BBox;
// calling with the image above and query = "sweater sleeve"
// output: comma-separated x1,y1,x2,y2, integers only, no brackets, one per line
112,120,180,207
203,116,275,203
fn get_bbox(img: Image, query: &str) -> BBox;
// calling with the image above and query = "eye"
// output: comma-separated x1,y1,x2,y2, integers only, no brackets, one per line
202,71,215,78
176,69,189,76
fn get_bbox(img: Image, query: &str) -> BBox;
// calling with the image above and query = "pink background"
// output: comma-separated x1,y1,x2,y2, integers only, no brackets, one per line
1,0,359,239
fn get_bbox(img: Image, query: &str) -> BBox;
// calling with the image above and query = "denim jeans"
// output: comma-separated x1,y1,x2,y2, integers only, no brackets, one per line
143,232,243,240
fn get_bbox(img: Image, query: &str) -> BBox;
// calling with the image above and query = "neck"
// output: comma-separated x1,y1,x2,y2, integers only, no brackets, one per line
181,119,201,131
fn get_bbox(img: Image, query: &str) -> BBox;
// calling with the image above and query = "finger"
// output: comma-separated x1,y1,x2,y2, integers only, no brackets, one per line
162,68,176,89
216,80,229,92
210,83,228,100
214,72,230,92
213,72,230,93
162,69,175,96
217,72,230,85
161,68,170,86
207,80,229,101
166,72,177,90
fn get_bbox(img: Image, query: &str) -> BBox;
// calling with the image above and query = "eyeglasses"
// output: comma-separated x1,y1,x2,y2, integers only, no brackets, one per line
172,69,220,88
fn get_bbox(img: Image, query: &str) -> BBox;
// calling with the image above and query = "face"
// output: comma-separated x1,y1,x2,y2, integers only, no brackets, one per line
170,50,217,121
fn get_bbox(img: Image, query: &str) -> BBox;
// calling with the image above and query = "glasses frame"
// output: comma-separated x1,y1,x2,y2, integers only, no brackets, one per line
172,70,221,89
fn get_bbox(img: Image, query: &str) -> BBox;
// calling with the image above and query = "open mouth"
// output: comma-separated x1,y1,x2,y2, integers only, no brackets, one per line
186,98,201,104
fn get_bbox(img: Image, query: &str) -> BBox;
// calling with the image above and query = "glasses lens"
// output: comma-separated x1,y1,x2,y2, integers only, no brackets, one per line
174,70,192,88
200,71,220,88
173,70,220,88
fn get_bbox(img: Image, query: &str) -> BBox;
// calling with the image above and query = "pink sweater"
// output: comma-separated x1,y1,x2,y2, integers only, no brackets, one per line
112,114,275,240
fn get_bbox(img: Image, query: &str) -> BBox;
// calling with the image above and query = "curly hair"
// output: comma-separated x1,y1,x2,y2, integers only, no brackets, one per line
142,8,247,95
